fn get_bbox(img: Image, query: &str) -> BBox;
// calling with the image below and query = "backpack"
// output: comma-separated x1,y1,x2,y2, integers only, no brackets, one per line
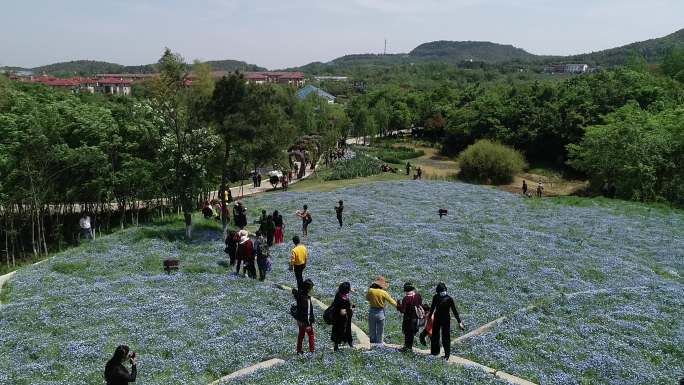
306,213,313,224
323,305,335,325
289,304,299,320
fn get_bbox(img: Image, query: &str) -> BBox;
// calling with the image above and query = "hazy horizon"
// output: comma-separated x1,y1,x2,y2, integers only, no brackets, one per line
1,0,682,70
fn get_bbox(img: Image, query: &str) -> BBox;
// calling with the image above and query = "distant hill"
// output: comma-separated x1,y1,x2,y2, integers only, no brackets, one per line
409,41,542,63
292,28,684,73
3,59,266,76
559,28,684,66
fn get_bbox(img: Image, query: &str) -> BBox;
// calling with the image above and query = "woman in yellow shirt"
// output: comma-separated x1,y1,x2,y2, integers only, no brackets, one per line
366,276,397,344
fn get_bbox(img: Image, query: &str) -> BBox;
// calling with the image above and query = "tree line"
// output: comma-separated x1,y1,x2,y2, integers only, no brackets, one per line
0,49,349,269
343,50,684,206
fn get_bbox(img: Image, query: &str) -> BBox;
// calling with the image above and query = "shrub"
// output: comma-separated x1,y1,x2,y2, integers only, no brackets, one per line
324,154,383,181
457,140,527,184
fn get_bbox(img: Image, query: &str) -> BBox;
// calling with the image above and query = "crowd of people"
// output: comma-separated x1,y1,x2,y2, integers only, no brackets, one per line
104,170,480,382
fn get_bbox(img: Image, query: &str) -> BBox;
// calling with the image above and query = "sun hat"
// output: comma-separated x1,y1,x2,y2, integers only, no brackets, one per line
238,230,249,244
373,276,389,289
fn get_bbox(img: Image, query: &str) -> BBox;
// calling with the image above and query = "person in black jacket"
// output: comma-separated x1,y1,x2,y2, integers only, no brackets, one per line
224,230,237,266
428,283,465,360
104,345,137,385
334,200,344,228
293,279,316,354
331,281,354,351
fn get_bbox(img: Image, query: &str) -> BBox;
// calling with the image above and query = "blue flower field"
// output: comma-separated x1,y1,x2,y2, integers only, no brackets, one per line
1,180,682,384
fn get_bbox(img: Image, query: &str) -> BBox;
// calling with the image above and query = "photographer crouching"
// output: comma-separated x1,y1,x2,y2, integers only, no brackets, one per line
104,345,137,384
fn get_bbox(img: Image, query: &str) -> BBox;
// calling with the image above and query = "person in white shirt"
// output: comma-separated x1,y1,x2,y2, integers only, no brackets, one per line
79,213,93,240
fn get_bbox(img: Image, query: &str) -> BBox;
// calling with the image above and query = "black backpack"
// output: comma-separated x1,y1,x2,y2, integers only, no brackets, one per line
323,305,335,325
289,304,298,320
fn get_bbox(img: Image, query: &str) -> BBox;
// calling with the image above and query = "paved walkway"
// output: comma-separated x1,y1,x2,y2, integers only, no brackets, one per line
208,162,315,202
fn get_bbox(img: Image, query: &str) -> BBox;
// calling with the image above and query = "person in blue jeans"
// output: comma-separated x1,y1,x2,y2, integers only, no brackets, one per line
365,276,396,344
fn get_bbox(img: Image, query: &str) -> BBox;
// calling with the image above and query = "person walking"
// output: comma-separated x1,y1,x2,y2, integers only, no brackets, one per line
224,230,238,266
104,345,137,385
536,182,544,198
236,202,247,229
522,180,528,196
236,230,254,277
406,161,411,176
79,212,93,241
296,205,312,237
428,283,465,360
334,200,344,228
366,276,396,344
396,282,423,352
273,210,284,244
290,235,308,289
331,282,354,351
255,231,270,281
292,279,316,354
264,215,276,247
257,173,262,188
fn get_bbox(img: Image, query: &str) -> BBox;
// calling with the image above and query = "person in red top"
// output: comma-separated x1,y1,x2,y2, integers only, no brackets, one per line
396,282,423,352
236,230,255,278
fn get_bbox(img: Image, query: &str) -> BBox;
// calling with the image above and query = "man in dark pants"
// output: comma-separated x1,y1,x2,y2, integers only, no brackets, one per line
335,200,344,228
428,282,465,360
396,283,423,352
290,235,308,289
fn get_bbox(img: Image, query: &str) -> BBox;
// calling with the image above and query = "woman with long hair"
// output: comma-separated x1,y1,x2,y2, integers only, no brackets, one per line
331,282,354,351
104,345,137,385
273,210,284,244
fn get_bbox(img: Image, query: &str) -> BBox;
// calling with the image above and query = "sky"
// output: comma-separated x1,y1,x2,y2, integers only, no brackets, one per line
1,0,682,69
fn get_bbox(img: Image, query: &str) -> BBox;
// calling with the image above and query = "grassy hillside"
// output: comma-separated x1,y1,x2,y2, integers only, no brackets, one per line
1,181,682,384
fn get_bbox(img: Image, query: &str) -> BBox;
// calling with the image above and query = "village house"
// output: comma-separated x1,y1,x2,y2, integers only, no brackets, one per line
296,84,336,104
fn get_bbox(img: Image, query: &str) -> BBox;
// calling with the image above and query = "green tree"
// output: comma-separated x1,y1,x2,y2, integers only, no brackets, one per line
149,48,217,239
209,72,247,230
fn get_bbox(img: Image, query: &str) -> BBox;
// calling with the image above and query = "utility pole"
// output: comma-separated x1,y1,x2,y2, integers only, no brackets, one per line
384,39,387,55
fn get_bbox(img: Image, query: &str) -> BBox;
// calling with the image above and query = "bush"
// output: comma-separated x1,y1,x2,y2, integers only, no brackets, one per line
369,145,425,164
324,155,383,181
457,140,527,184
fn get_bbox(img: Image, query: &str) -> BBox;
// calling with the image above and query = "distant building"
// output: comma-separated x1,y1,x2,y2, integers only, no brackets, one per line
296,85,336,104
21,75,131,96
187,71,306,87
96,77,132,96
314,76,349,81
547,63,589,74
244,71,305,87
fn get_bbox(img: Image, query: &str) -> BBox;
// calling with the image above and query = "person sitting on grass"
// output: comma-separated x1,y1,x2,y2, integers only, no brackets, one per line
428,282,465,360
331,281,354,351
292,279,316,355
396,282,423,352
104,345,137,385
